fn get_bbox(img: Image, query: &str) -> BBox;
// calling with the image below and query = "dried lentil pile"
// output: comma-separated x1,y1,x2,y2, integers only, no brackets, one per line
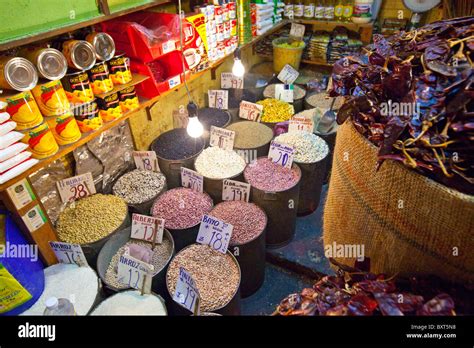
244,157,300,192
91,290,167,315
257,99,294,123
194,147,246,179
226,121,274,149
197,108,231,130
305,92,344,110
167,244,240,312
113,169,167,204
104,237,173,290
151,188,213,229
264,84,306,100
274,131,329,163
210,201,267,245
151,128,204,160
56,194,127,244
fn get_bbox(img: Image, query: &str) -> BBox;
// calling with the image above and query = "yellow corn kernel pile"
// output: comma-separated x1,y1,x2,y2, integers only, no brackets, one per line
257,98,294,123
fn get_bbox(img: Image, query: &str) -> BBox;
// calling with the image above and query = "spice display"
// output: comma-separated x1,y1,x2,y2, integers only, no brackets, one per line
0,91,43,130
210,201,266,245
226,121,274,149
275,131,329,163
167,244,240,312
113,169,166,205
31,79,70,116
20,122,59,159
151,188,213,230
56,194,127,244
197,108,231,130
104,237,173,290
331,18,474,194
244,157,301,192
45,112,82,145
257,98,294,123
195,147,246,179
151,128,204,160
264,84,306,100
21,264,99,316
91,290,167,316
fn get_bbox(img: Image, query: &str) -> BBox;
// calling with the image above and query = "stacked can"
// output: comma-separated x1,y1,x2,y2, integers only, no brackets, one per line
237,0,253,44
250,3,257,38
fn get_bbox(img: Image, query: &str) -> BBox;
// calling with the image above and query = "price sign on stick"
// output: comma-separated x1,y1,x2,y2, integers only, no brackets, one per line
117,252,154,294
277,64,300,85
210,126,235,150
239,101,263,121
221,72,243,89
196,215,233,254
181,167,204,193
268,141,295,169
130,213,165,244
222,179,250,202
49,241,88,267
56,173,96,203
133,151,159,172
275,84,294,103
290,23,305,40
289,116,314,133
173,267,200,315
208,90,229,110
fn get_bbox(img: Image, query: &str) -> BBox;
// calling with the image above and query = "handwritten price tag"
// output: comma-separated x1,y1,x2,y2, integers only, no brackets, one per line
221,72,243,89
239,101,263,121
117,252,154,293
197,215,233,254
290,23,305,39
268,140,295,168
130,213,165,244
49,241,88,267
289,116,314,133
133,151,160,172
277,64,300,85
173,267,200,315
222,179,250,202
209,126,235,150
275,84,294,103
181,167,204,193
56,173,96,203
208,90,229,110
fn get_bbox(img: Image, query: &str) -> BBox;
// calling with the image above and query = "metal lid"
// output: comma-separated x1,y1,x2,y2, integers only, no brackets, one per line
91,33,116,61
70,41,96,71
3,57,38,91
37,48,68,80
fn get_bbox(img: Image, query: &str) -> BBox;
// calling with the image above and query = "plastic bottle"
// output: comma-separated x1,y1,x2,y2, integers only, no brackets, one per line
314,0,324,19
324,0,335,20
43,297,76,316
342,0,353,22
284,0,295,19
334,0,344,21
294,0,304,18
304,0,315,18
352,0,373,24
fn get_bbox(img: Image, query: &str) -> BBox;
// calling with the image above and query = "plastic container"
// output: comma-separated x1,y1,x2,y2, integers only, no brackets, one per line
272,38,305,73
352,0,373,24
43,297,76,315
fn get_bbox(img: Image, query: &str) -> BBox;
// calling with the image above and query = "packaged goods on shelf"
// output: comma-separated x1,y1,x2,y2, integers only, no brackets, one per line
0,151,32,173
0,142,28,162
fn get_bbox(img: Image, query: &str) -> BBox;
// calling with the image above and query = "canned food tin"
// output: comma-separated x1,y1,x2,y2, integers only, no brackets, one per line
209,20,217,34
62,40,96,71
224,39,233,55
21,122,59,159
72,100,102,133
228,2,236,19
108,53,132,85
0,57,38,91
20,47,67,81
231,19,237,36
118,86,139,113
46,112,81,145
61,71,94,104
88,61,113,95
222,4,229,21
217,23,225,42
96,92,123,122
215,5,223,24
86,32,116,62
224,21,231,39
0,91,43,130
31,79,70,116
207,5,215,20
216,42,225,59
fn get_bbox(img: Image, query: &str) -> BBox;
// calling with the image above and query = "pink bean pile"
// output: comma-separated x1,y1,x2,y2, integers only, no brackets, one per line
244,158,300,192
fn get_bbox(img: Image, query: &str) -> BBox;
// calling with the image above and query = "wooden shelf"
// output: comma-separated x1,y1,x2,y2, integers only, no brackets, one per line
294,19,374,29
301,59,332,67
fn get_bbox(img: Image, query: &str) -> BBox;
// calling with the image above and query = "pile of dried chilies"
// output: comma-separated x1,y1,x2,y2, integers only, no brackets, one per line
330,16,474,194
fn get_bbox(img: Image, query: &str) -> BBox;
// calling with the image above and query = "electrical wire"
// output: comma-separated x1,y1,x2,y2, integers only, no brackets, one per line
178,0,193,103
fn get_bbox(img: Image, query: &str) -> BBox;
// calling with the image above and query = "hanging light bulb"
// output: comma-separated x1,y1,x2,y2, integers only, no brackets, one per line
232,48,245,77
186,101,203,138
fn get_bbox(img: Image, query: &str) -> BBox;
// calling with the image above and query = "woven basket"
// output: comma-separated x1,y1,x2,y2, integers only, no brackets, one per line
323,121,474,283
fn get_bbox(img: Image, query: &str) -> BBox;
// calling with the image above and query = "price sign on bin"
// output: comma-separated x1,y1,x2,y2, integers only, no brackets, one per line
221,72,243,89
210,126,235,150
173,267,200,315
196,215,233,254
222,179,250,202
289,116,314,133
239,101,263,122
49,241,88,267
130,213,165,244
56,173,96,203
133,151,159,172
208,90,228,110
277,64,299,85
268,141,295,169
117,252,154,294
181,167,204,193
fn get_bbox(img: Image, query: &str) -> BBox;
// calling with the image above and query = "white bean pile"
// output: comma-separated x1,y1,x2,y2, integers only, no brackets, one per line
274,131,329,163
195,146,246,179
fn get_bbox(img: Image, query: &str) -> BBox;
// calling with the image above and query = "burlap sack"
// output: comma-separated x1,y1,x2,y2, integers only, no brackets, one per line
323,122,474,284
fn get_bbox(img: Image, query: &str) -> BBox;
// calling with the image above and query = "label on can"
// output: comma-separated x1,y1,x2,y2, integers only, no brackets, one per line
224,21,231,39
215,5,223,24
1,91,43,130
61,71,94,104
32,80,70,117
228,2,236,19
72,101,102,133
97,92,123,122
118,86,139,113
21,122,59,159
46,112,81,145
230,20,237,36
88,62,113,95
222,4,229,21
108,55,132,85
207,5,215,20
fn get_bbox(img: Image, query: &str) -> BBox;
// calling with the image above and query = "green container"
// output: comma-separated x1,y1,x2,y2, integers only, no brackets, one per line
108,0,154,13
0,0,101,44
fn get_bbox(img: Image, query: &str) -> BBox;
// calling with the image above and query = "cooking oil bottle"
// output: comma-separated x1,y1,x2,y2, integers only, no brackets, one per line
294,0,304,18
334,0,344,21
342,0,354,22
314,0,325,19
304,0,315,18
324,0,335,20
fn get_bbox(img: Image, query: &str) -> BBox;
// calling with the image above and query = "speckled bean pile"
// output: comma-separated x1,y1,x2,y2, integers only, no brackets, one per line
264,84,306,100
151,188,213,229
113,169,167,204
104,237,173,290
166,244,240,312
210,201,267,245
56,194,127,244
151,128,205,160
194,147,246,179
274,131,329,163
244,158,300,192
225,121,274,149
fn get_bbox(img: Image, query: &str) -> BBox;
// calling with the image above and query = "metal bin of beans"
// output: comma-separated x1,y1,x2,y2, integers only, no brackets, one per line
263,83,307,114
194,147,247,203
150,128,205,189
274,131,329,215
210,201,267,297
91,290,167,315
112,169,167,215
96,227,174,296
151,188,213,252
197,107,232,143
225,121,274,164
166,244,241,315
55,194,130,268
244,157,302,247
